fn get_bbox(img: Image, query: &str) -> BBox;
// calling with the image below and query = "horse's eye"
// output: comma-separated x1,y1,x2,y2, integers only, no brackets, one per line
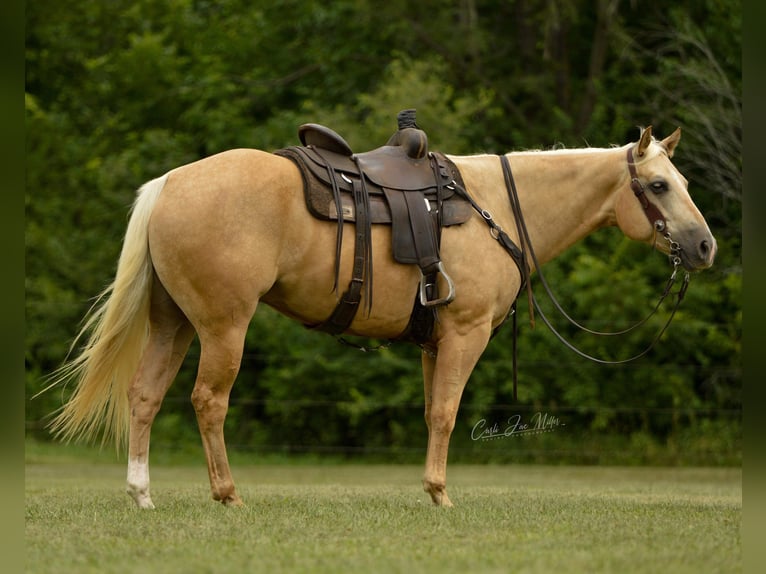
650,181,668,193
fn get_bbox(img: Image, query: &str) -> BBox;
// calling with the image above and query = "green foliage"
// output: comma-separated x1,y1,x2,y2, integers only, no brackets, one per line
26,0,741,464
295,56,493,153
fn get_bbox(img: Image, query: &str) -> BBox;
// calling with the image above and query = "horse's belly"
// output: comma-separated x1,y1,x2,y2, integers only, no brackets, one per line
262,251,423,338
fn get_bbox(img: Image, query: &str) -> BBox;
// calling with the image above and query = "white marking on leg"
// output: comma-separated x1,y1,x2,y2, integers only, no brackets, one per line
126,457,155,509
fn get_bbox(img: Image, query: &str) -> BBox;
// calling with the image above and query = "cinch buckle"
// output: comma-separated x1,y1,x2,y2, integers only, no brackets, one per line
419,262,456,307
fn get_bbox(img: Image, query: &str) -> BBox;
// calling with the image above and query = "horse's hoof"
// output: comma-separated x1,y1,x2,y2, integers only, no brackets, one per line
130,493,156,509
221,494,244,507
432,492,453,507
423,480,454,507
127,485,156,509
136,498,156,509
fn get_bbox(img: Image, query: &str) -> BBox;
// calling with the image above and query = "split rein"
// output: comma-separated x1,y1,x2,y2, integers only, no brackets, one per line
483,151,690,366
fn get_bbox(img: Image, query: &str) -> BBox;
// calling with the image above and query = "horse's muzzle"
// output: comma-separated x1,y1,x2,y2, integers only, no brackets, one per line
678,231,717,271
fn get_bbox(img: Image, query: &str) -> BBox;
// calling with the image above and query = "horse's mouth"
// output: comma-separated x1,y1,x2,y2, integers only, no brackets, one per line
676,238,717,271
655,228,716,272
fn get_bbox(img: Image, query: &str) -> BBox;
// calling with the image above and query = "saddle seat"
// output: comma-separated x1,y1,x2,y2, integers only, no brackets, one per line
275,109,472,340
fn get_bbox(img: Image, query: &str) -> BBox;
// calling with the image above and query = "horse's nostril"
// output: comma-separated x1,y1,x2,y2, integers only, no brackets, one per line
698,237,717,266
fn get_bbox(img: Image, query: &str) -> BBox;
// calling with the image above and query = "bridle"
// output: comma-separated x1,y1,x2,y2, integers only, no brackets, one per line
627,147,684,270
461,147,691,398
628,147,668,234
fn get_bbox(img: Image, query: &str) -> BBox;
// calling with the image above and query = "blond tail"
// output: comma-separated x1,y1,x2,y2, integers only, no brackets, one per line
41,173,169,451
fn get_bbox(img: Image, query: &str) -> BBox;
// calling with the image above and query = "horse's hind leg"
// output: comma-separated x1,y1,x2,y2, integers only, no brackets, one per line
127,277,195,509
191,323,249,506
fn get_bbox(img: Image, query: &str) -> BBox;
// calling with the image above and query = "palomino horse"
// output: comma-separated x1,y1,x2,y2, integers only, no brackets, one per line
46,126,715,508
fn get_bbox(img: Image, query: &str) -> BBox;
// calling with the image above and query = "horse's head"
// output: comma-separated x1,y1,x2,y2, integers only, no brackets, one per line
614,126,716,271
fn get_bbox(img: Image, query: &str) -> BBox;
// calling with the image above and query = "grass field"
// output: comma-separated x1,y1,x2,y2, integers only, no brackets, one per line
25,444,741,574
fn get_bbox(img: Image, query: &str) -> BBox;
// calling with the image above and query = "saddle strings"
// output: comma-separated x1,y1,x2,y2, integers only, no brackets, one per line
325,162,345,294
355,158,374,317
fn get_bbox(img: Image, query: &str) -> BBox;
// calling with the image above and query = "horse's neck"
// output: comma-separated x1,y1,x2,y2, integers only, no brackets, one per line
507,146,627,268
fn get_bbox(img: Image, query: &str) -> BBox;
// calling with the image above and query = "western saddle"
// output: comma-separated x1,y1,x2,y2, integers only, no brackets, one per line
275,110,472,340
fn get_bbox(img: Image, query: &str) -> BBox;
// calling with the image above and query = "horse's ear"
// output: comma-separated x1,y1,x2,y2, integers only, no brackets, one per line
661,127,681,158
637,125,653,157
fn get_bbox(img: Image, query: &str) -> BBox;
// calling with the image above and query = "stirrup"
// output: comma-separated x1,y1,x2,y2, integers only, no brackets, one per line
419,262,456,307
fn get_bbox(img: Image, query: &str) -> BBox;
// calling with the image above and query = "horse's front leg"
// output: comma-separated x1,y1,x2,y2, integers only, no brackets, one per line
422,325,491,507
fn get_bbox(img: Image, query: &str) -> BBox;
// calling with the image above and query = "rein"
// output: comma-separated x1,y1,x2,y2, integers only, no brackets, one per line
497,150,691,365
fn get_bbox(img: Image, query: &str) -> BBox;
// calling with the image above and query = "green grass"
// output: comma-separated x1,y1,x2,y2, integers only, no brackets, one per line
26,444,741,574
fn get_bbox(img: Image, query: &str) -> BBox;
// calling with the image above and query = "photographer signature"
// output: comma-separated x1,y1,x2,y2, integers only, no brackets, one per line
471,412,564,441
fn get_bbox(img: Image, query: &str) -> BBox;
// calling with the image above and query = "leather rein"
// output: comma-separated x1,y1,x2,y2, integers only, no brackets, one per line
459,148,691,397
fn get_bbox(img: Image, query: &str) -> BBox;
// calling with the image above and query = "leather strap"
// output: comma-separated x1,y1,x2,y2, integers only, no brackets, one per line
627,147,667,232
316,167,373,334
324,161,345,293
500,155,534,329
499,155,530,402
402,190,441,273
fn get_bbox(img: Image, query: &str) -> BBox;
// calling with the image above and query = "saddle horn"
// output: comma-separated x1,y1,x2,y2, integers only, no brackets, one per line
387,109,428,160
